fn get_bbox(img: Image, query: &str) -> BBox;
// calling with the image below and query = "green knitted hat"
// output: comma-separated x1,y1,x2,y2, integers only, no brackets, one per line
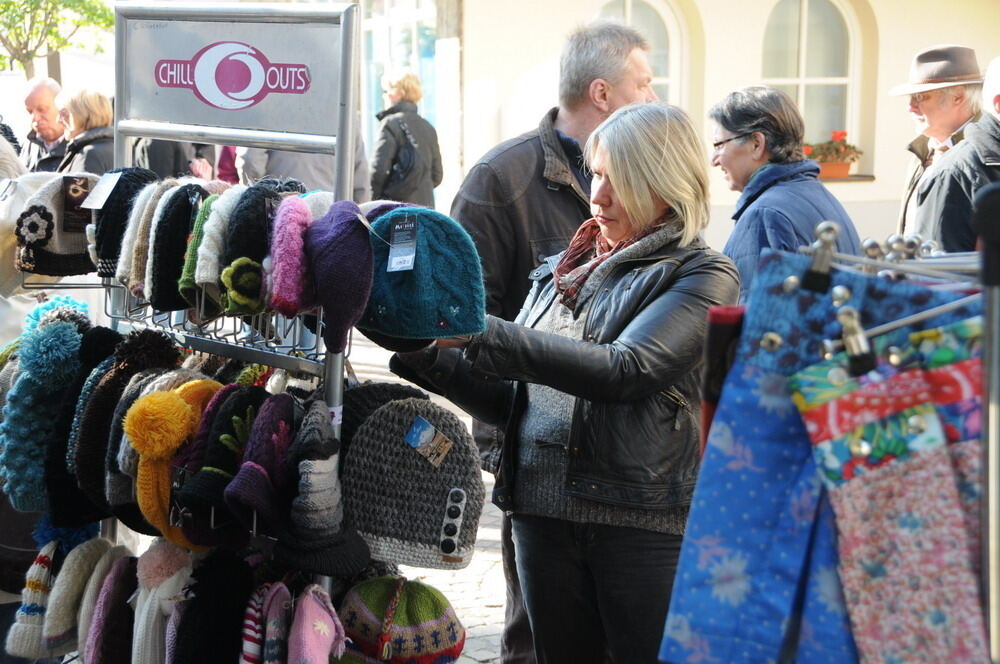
178,194,220,319
334,576,464,664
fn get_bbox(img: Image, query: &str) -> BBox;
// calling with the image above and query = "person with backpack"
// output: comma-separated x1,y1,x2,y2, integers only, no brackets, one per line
370,70,443,207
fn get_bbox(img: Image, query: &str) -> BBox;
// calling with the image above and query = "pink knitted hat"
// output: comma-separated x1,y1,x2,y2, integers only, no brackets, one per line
267,196,316,317
288,584,346,662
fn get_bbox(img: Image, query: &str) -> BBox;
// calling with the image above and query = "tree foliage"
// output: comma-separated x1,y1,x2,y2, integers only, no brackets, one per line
0,0,114,78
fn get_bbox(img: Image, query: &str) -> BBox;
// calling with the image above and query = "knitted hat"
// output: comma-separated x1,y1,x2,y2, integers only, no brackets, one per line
223,392,299,537
14,173,99,275
289,584,347,662
36,306,92,333
65,355,116,478
92,167,159,277
77,543,132,657
262,581,292,664
73,329,181,514
343,398,484,569
178,193,220,317
342,382,429,454
300,190,334,221
0,173,63,296
165,601,186,664
126,378,222,549
275,400,371,577
177,385,269,548
240,583,270,664
304,200,373,353
335,576,465,663
132,538,193,664
267,196,315,317
130,182,182,298
5,541,59,659
116,179,172,288
0,321,82,512
84,555,138,664
173,549,254,664
41,536,113,653
357,207,486,348
148,182,208,312
220,184,281,315
358,199,410,222
195,184,246,308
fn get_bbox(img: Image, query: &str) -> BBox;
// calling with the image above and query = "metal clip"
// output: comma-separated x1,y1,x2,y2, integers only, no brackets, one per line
884,234,907,262
902,234,922,259
802,221,839,292
837,306,876,376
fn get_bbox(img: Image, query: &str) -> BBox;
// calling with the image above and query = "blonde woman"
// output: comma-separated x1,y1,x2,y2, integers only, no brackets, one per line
57,89,114,174
370,70,442,206
393,102,739,663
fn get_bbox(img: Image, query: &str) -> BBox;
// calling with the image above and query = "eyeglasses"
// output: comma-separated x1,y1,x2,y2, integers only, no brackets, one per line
712,132,753,150
909,91,938,105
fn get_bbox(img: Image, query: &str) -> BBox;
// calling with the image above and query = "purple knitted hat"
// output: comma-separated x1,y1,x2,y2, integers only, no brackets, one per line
84,555,137,664
267,196,316,317
223,392,299,537
304,200,373,353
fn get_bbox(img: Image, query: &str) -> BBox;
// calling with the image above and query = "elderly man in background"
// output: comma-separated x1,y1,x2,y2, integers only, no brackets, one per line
917,56,1000,252
22,77,67,172
891,44,982,237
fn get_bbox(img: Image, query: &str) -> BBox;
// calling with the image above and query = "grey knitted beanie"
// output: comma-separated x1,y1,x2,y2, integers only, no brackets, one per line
42,537,113,654
341,382,428,454
342,398,484,570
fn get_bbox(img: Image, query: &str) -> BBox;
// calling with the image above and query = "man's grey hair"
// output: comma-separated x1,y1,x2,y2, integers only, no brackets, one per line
559,22,649,110
984,57,1000,119
940,83,983,117
25,77,61,97
709,86,806,164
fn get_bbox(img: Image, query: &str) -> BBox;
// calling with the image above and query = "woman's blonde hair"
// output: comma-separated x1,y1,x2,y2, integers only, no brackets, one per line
382,70,423,104
60,89,113,133
585,102,710,247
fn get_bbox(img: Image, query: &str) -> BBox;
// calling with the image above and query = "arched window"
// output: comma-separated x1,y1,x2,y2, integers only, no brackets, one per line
762,0,852,145
599,0,680,104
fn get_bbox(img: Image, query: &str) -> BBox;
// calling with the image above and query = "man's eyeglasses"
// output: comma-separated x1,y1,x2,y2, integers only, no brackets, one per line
909,91,937,105
712,132,753,150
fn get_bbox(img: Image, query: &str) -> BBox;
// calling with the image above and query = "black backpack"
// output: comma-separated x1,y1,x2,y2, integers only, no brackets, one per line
382,119,428,201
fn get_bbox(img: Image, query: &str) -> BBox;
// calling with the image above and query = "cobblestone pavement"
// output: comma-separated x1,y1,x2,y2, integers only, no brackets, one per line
349,334,505,664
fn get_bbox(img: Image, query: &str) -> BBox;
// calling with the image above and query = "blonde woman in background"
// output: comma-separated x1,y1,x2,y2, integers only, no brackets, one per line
57,89,114,174
370,70,443,207
393,102,739,662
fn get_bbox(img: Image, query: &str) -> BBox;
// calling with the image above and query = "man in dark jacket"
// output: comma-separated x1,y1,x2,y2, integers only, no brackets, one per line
21,78,66,172
449,21,658,664
917,56,1000,252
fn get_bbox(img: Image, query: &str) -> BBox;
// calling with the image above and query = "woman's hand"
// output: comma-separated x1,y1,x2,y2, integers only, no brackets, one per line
435,336,472,349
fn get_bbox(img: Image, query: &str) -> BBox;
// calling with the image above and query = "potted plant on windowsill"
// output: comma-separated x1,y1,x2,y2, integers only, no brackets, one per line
804,131,863,179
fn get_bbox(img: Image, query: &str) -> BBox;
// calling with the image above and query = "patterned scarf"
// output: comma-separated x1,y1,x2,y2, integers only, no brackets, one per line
553,218,658,311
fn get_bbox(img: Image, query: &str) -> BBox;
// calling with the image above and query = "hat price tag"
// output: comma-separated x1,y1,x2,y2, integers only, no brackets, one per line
80,171,123,210
387,216,417,272
403,415,453,467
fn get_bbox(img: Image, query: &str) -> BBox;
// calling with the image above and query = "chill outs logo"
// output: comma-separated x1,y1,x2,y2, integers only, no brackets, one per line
155,42,310,110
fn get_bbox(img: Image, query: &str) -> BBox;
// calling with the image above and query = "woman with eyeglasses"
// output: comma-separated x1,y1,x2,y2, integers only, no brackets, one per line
710,86,861,300
392,102,739,663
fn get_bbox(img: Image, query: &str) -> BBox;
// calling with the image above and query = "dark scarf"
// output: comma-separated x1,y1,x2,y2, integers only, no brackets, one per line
553,218,659,311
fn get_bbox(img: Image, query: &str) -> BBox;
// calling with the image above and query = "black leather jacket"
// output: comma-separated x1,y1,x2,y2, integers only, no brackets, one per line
393,237,739,512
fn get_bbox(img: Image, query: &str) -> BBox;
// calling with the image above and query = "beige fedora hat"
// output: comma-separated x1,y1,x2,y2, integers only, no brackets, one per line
890,44,982,95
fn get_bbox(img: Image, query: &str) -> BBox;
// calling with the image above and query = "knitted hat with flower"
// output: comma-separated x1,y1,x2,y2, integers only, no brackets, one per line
15,173,99,275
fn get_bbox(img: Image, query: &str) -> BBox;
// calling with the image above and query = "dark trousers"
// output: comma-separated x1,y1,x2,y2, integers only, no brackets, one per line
500,512,536,664
511,514,682,664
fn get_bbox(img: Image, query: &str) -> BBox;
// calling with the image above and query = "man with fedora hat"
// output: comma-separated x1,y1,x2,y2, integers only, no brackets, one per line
917,56,1000,252
890,44,982,236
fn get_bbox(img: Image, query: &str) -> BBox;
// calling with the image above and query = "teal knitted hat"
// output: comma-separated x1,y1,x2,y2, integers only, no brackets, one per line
334,576,464,664
356,208,485,345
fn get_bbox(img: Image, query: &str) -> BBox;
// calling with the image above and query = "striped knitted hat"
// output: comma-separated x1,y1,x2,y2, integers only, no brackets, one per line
342,398,484,570
5,541,59,659
239,583,270,664
334,576,464,663
42,536,113,654
262,581,292,664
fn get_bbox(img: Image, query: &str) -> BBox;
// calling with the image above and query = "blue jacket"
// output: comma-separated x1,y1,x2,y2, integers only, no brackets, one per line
723,160,860,301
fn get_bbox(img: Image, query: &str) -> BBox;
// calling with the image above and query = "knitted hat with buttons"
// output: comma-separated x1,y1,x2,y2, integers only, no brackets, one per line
334,576,465,663
128,181,181,298
14,173,99,275
77,543,132,658
0,321,82,512
304,200,373,353
223,392,299,537
267,195,316,317
240,583,270,664
178,193,220,317
41,536,113,654
132,538,193,664
84,554,138,664
73,330,181,513
92,167,158,277
220,184,281,315
148,182,208,312
288,583,347,662
177,385,269,548
195,184,246,308
261,581,291,664
274,400,371,577
342,398,484,569
342,382,428,454
126,378,222,549
5,541,60,659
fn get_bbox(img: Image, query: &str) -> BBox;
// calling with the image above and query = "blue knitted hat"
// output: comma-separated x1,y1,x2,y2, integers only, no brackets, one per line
357,208,486,343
